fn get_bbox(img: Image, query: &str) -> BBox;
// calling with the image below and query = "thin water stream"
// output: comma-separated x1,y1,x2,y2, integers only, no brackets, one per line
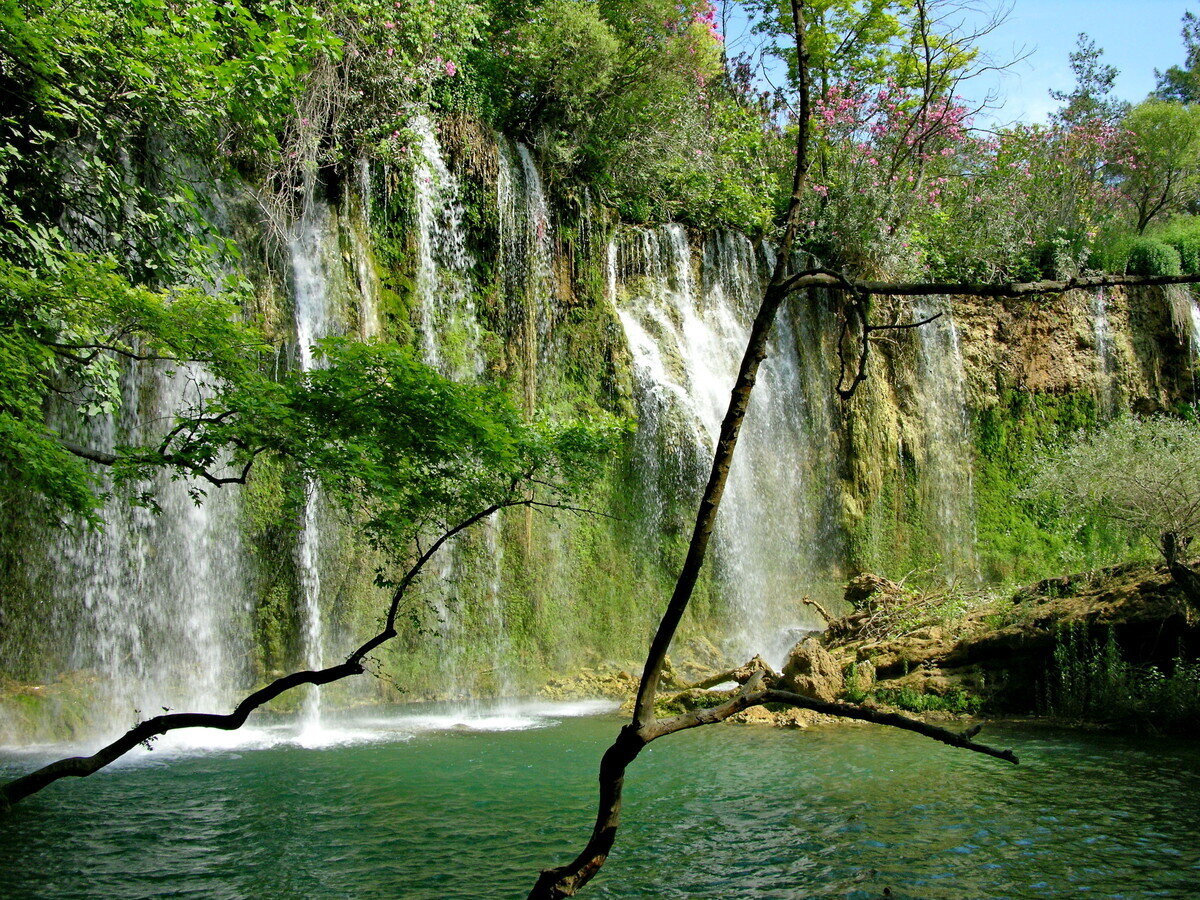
1,713,1195,899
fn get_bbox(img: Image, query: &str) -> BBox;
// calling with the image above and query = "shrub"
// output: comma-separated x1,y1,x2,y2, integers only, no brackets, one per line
1151,216,1200,274
1025,414,1200,565
1088,229,1135,273
871,685,982,714
1041,625,1200,732
1125,237,1183,276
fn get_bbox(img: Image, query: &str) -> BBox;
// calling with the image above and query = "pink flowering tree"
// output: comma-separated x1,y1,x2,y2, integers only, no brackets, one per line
803,83,1135,280
805,76,974,272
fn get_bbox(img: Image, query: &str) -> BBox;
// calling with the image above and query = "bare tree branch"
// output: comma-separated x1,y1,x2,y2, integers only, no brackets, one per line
781,269,1200,297
526,5,1027,895
0,494,586,809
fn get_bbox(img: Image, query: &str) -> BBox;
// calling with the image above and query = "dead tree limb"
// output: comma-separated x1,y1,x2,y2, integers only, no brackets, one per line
677,654,775,691
780,270,1200,298
802,595,835,624
528,669,1016,899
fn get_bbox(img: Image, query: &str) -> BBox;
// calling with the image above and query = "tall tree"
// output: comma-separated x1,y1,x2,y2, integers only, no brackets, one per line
1117,99,1200,233
1051,33,1127,127
1156,10,1200,104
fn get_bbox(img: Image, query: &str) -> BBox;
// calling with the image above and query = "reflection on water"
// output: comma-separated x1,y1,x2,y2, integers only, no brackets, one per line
1,715,1197,899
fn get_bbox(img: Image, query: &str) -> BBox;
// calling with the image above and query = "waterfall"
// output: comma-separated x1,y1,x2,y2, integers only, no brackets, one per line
912,298,978,579
408,120,514,700
349,160,382,340
46,364,246,738
1091,287,1118,415
411,115,482,380
287,200,337,731
482,512,514,698
498,137,556,410
612,225,830,666
1166,284,1200,381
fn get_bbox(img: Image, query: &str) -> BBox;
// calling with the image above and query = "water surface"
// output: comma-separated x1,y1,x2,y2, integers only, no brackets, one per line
1,705,1197,899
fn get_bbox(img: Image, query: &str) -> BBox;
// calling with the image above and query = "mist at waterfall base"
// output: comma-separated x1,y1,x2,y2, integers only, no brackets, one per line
2,715,1197,899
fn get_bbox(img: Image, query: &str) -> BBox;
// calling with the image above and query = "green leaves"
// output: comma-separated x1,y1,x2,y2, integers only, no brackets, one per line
1025,414,1200,564
0,252,265,518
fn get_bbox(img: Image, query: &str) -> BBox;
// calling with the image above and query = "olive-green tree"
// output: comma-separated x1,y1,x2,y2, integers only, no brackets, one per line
1118,100,1200,233
1027,415,1200,592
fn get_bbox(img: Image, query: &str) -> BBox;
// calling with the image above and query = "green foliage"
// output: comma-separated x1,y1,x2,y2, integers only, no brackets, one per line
1118,100,1200,233
1043,624,1200,732
1155,11,1200,104
974,390,1136,585
1026,413,1200,565
0,253,265,521
133,336,624,555
750,0,914,88
1050,34,1127,127
1087,227,1136,274
869,685,981,714
1148,216,1200,275
0,0,344,271
1125,237,1183,276
489,0,620,129
479,0,773,231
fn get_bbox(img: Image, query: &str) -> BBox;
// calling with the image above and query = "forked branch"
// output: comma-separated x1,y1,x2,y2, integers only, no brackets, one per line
526,4,1021,896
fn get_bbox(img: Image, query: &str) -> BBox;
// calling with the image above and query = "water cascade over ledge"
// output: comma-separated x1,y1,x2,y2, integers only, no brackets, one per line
47,365,247,736
610,225,832,666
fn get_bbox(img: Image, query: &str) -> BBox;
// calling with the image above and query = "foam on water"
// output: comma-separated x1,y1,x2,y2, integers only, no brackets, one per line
0,701,621,765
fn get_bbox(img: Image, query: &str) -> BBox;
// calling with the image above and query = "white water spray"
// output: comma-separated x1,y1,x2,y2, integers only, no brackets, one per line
912,298,978,579
612,225,831,666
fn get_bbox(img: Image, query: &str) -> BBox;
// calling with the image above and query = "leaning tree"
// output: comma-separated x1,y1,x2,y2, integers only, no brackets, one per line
525,2,1200,896
4,5,1200,898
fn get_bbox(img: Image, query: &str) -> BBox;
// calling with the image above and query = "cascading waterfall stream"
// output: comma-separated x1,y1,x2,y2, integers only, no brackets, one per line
288,199,336,732
411,115,482,381
48,363,245,739
1166,284,1200,387
612,225,830,667
1091,287,1118,415
913,298,979,580
498,137,557,412
411,118,512,701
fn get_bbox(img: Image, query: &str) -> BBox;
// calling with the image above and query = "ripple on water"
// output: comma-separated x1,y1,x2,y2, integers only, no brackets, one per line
0,718,1197,899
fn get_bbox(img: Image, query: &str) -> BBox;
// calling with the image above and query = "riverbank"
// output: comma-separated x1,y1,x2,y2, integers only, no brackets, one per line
539,560,1200,734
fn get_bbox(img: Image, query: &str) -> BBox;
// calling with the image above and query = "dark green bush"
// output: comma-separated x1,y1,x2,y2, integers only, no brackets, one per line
1125,238,1183,276
1154,218,1200,274
1041,625,1200,732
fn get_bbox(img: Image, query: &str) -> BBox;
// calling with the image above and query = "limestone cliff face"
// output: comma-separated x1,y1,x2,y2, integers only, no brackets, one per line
953,287,1192,407
5,118,1200,742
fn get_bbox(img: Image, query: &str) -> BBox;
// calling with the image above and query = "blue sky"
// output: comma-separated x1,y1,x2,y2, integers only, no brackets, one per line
965,0,1195,122
721,1,1197,123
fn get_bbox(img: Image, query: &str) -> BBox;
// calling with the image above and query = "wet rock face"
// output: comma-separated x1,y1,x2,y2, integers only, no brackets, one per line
780,637,843,702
